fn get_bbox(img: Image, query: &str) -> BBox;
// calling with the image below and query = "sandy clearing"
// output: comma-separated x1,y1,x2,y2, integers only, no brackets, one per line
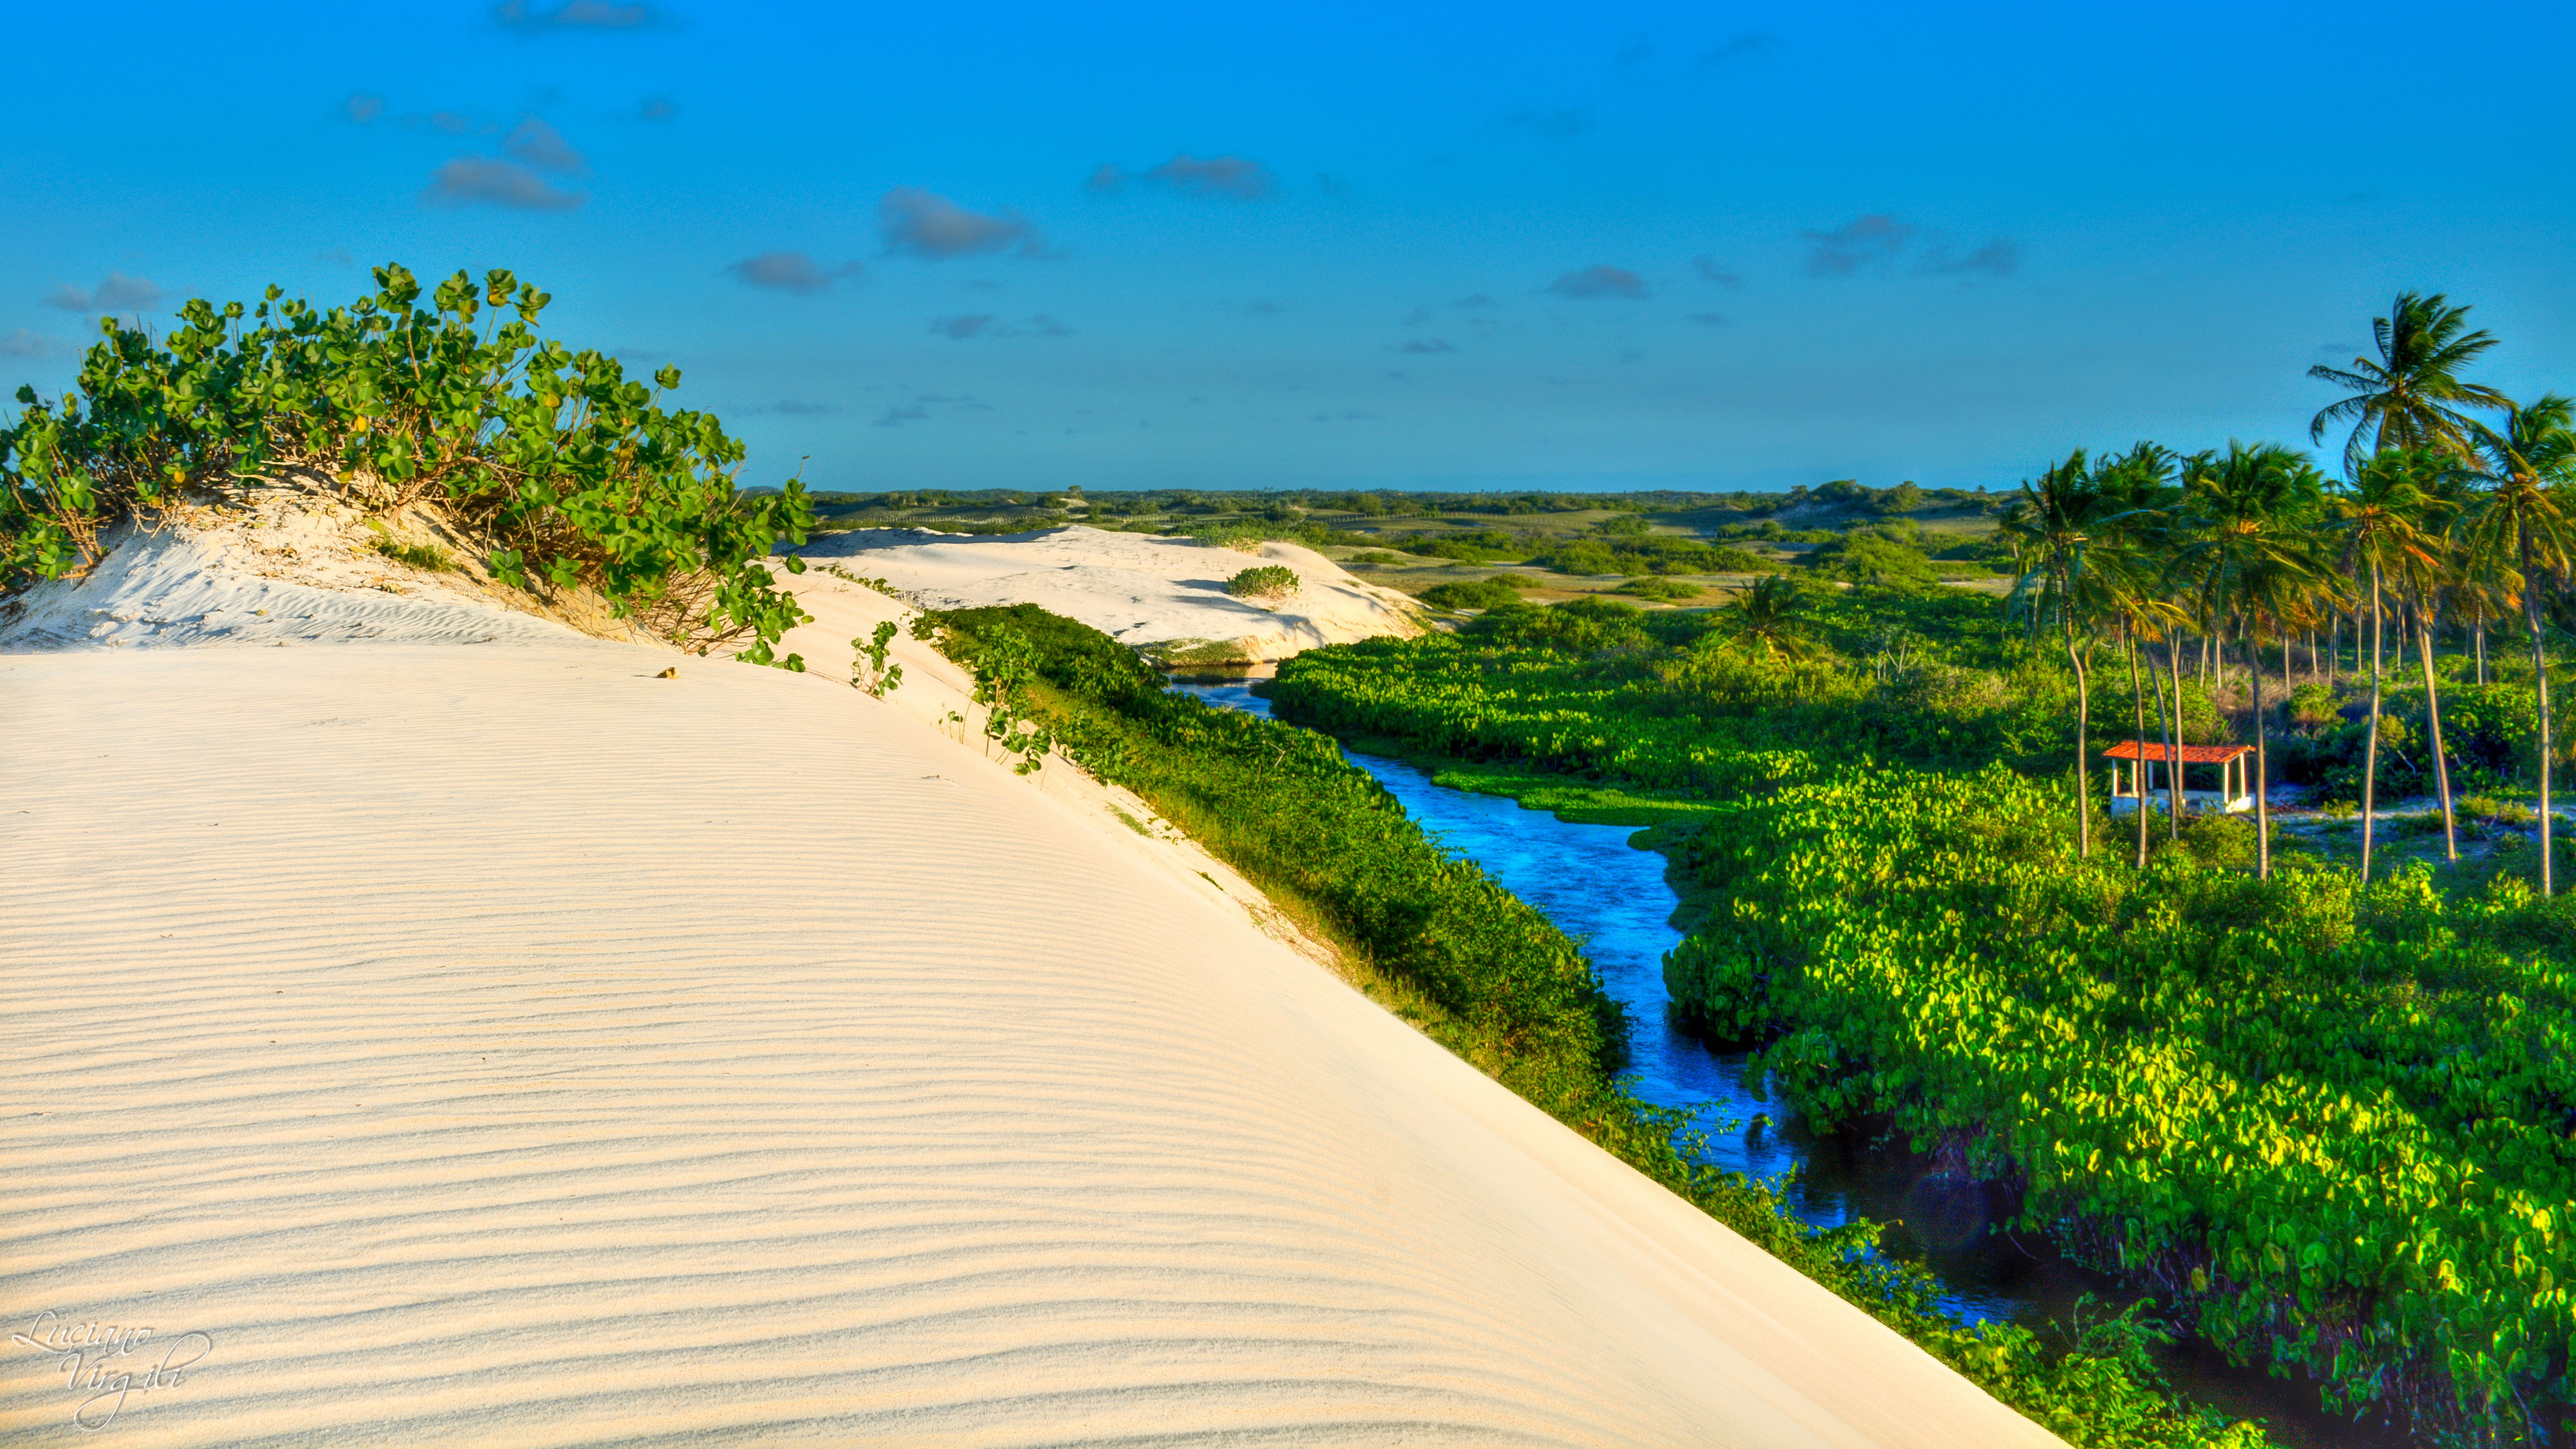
795,526,1423,663
2,544,2061,1446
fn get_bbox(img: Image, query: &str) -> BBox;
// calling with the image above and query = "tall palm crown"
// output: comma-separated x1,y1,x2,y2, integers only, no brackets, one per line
2002,450,2124,638
2335,447,2455,596
1720,573,1811,660
2308,292,2511,474
2470,395,2576,583
2174,443,2330,638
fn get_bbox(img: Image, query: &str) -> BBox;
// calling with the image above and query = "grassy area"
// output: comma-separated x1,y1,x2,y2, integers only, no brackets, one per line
792,481,2017,608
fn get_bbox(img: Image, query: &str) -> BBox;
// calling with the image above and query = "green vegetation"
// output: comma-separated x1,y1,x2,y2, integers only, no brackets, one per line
916,600,2271,1449
0,265,816,662
367,524,458,573
1264,291,2576,1446
1417,574,1529,610
1224,563,1300,601
793,477,1999,607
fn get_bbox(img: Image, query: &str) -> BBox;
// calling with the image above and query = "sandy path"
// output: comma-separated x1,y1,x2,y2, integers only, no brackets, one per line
2,641,2058,1447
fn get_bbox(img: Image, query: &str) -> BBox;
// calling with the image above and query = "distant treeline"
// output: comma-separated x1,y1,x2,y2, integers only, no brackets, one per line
789,479,1996,519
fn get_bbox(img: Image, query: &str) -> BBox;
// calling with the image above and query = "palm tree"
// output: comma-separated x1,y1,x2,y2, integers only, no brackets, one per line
2174,443,2330,878
1720,573,1812,660
2472,395,2576,894
2332,448,2453,878
2308,292,2511,475
2006,450,2120,857
2096,443,2188,864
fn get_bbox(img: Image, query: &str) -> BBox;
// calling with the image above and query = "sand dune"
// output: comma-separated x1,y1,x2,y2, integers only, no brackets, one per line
3,536,2059,1446
796,526,1422,663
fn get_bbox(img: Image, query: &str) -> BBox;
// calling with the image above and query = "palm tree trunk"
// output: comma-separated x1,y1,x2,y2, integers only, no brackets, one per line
2067,624,2092,859
2128,628,2151,868
2251,621,2272,880
2164,627,2187,836
2417,612,2458,862
2524,527,2553,897
2477,615,2487,685
2363,562,2384,885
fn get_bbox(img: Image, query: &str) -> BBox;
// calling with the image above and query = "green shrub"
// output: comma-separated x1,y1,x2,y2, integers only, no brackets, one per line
0,264,815,662
372,536,457,572
1225,564,1300,601
1344,550,1403,566
1417,575,1526,610
1615,576,1705,601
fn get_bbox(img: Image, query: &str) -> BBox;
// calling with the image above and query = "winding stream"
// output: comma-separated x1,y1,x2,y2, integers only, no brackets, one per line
1177,678,2392,1447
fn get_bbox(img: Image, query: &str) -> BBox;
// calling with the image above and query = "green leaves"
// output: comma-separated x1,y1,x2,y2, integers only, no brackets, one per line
0,264,815,662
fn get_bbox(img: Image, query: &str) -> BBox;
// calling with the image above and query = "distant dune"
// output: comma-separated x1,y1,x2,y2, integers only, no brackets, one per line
797,525,1424,664
1,509,2061,1447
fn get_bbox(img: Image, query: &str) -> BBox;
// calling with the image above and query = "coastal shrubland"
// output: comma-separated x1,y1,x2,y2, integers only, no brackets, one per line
1270,603,2574,1443
0,265,816,660
916,600,2273,1449
1266,293,2576,1443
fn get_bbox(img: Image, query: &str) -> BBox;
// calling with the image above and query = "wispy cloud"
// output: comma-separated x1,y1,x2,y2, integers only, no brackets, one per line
420,156,585,210
504,116,587,175
1698,32,1775,67
639,96,679,122
493,1,659,33
879,187,1043,259
1400,306,1432,326
1683,312,1730,327
1802,214,1914,276
1244,300,1281,316
1918,239,2022,277
1546,265,1649,300
1086,154,1278,200
930,313,1073,340
728,251,862,294
0,329,67,357
763,399,837,415
44,273,163,313
1456,292,1499,308
1691,256,1742,286
1396,338,1456,354
345,92,385,123
874,402,930,427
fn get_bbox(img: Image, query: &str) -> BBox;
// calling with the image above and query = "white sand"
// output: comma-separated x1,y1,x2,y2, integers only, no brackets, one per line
1,525,2061,1447
797,526,1424,663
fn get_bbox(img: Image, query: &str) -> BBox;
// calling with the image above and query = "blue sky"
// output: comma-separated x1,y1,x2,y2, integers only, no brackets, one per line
6,1,2570,494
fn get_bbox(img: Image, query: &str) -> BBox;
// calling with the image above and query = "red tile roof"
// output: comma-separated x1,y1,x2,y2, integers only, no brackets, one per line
2102,741,2253,763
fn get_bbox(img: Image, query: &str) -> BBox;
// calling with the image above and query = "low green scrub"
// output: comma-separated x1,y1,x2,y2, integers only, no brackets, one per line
1528,532,1778,577
920,601,2271,1449
1663,765,2576,1444
1269,600,2576,1446
1417,575,1527,610
0,264,815,661
1224,564,1300,601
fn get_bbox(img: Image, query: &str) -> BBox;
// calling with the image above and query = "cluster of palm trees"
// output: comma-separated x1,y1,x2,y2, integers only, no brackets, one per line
2004,292,2576,891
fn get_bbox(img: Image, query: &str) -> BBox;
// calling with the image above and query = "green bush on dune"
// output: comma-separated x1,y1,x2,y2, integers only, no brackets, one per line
0,264,816,662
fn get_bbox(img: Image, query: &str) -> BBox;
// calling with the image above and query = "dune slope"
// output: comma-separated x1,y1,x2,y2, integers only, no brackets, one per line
2,637,2057,1448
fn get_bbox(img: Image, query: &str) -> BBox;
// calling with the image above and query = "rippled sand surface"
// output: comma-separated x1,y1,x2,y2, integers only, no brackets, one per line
3,640,2059,1447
